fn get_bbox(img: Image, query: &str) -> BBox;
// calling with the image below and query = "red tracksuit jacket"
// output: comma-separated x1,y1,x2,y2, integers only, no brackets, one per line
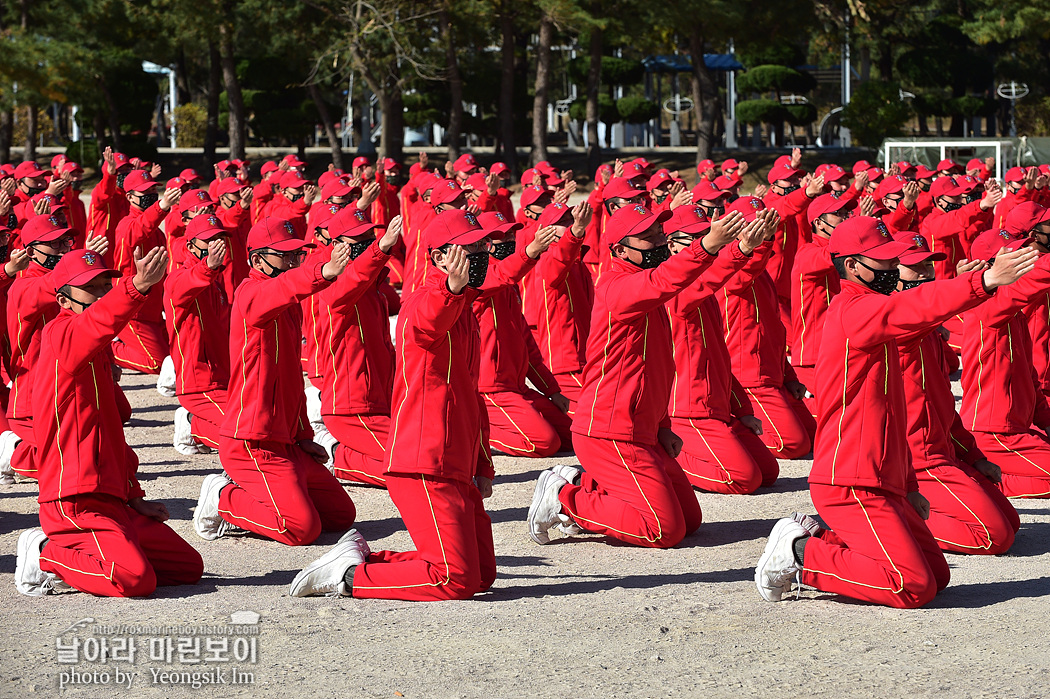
763,187,814,304
521,231,593,376
7,263,59,420
920,202,992,280
222,262,333,443
960,256,1050,434
387,270,494,483
472,248,559,395
811,273,992,496
899,329,983,471
163,255,231,394
87,168,129,255
720,242,795,388
667,242,755,422
34,276,148,504
1025,291,1050,394
994,188,1038,229
114,203,167,324
317,242,394,416
572,242,717,445
265,195,310,239
64,187,87,244
790,235,840,368
250,181,273,225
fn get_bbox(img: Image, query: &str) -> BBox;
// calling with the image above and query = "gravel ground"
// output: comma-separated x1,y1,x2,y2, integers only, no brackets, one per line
1,369,1049,698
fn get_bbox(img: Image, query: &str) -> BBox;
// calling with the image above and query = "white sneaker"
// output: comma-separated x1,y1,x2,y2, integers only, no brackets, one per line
755,518,808,602
173,407,201,456
313,429,339,472
15,528,72,596
791,511,823,536
156,355,177,397
288,540,367,597
527,469,569,544
193,473,236,540
550,465,585,535
0,430,22,484
305,384,325,434
336,528,372,559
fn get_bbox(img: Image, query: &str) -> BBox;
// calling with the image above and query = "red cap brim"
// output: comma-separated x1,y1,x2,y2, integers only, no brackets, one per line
445,227,490,247
860,240,914,261
61,269,120,289
898,250,948,265
258,237,315,252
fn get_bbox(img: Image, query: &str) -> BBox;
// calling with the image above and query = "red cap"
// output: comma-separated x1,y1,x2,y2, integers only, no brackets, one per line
352,156,371,169
536,202,574,229
970,228,1027,261
1004,167,1026,183
464,173,488,192
823,164,849,183
1004,202,1050,236
489,162,509,176
22,213,74,243
696,159,715,174
430,179,466,207
179,168,202,183
180,189,216,213
721,158,739,173
50,154,65,168
914,164,937,179
866,167,885,182
329,206,377,239
894,230,946,265
874,175,907,199
966,158,983,171
896,161,916,174
534,161,556,176
317,171,342,189
767,163,802,184
122,170,158,193
521,168,538,186
602,204,671,248
807,193,857,225
937,158,962,173
691,179,727,202
166,177,185,190
61,161,83,177
477,211,522,240
320,179,354,201
14,161,46,179
955,175,981,194
520,185,553,209
595,163,613,182
261,161,279,175
186,213,227,241
852,160,872,175
310,203,344,234
247,218,312,252
281,173,311,189
632,157,653,172
726,195,767,222
231,159,250,169
542,172,566,188
646,170,673,192
713,175,740,190
424,209,489,250
929,176,968,199
453,154,478,173
216,178,248,198
622,162,646,181
829,216,912,260
51,249,118,291
602,177,646,202
215,159,235,172
382,157,401,171
112,152,130,170
663,205,712,236
281,154,306,168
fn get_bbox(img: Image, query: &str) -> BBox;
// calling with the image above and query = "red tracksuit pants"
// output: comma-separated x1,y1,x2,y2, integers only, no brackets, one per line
327,414,389,487
218,438,357,546
791,365,819,421
800,484,950,609
972,430,1050,498
0,383,9,433
112,319,169,374
179,389,227,449
9,416,37,480
744,385,816,459
560,434,703,548
671,416,779,494
352,473,496,601
918,462,1019,555
38,493,203,597
483,389,573,458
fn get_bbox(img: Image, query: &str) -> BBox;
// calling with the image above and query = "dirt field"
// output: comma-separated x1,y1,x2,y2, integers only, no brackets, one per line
1,369,1048,698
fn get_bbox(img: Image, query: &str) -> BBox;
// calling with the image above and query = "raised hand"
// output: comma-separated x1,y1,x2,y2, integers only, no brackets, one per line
444,244,470,294
613,159,624,179
789,147,802,169
979,185,1003,211
45,176,69,197
379,215,403,253
805,174,825,197
738,215,770,255
358,181,382,209
859,194,877,218
670,187,693,211
982,246,1038,290
150,163,162,179
570,201,592,238
956,258,987,275
103,146,116,175
132,246,169,293
239,186,253,208
526,226,559,258
207,238,228,270
738,161,749,176
704,210,745,252
86,234,110,257
902,181,921,208
418,151,429,170
303,183,321,206
4,247,30,277
752,183,768,199
485,171,500,195
853,169,870,191
159,187,183,211
32,197,52,216
322,241,351,280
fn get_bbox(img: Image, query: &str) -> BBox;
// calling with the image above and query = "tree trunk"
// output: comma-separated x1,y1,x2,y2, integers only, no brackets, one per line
307,81,343,170
439,5,464,161
585,26,603,176
0,109,12,164
93,111,107,152
219,23,247,160
98,78,123,150
498,1,517,171
531,12,553,165
23,106,37,161
688,27,718,162
377,87,404,163
204,41,221,167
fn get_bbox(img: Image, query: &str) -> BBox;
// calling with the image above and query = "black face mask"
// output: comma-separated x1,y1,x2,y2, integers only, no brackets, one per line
653,192,668,204
348,238,374,260
256,255,285,278
135,192,159,209
22,183,45,197
4,213,15,229
29,245,62,270
466,251,489,288
287,191,304,202
116,172,129,190
489,240,515,260
964,192,980,204
778,183,801,195
0,245,8,263
855,258,901,295
899,277,932,291
940,200,963,213
621,242,671,269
